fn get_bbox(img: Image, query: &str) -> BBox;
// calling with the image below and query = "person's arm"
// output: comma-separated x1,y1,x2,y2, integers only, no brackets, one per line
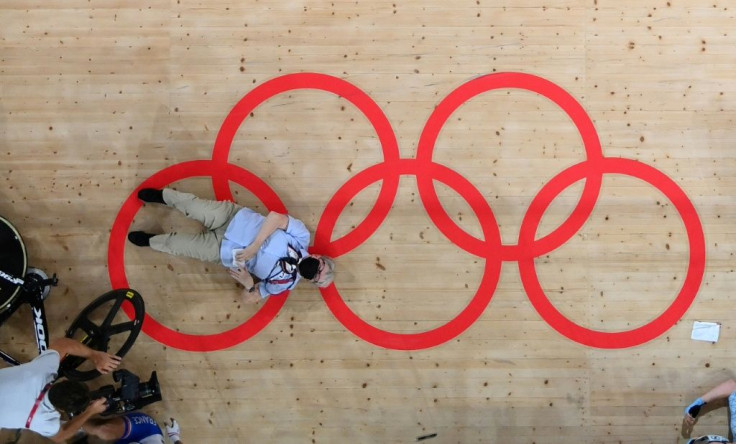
50,398,108,443
684,379,736,424
235,211,289,263
228,268,261,303
700,379,736,403
49,338,121,374
243,286,262,304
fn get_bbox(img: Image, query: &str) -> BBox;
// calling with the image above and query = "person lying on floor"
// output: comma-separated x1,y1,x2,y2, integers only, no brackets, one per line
128,188,334,303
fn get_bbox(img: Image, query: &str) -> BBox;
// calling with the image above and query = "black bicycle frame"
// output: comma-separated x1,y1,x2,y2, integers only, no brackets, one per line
0,272,55,366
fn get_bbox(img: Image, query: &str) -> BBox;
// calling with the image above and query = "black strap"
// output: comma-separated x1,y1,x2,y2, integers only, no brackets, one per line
263,245,302,292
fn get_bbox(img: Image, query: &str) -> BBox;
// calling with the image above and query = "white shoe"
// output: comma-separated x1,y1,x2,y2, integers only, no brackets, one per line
687,435,729,444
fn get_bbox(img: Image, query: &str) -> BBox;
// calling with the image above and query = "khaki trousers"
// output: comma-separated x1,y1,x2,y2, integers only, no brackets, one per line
149,189,242,263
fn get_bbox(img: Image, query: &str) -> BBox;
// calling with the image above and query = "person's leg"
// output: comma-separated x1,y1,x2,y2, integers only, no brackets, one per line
162,188,241,231
116,412,164,444
149,230,223,263
83,416,126,441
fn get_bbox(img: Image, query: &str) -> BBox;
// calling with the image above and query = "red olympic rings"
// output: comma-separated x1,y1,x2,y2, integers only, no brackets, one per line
108,72,705,352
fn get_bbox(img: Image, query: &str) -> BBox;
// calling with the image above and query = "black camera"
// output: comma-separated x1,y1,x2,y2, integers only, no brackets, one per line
88,369,162,416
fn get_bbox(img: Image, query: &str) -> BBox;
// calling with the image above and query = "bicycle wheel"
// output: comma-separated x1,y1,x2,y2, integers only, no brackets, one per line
60,288,145,381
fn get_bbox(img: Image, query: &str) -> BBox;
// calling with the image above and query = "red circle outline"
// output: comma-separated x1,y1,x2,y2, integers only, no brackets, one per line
416,72,605,261
212,73,402,255
517,158,705,348
108,160,288,351
315,159,503,349
109,74,401,351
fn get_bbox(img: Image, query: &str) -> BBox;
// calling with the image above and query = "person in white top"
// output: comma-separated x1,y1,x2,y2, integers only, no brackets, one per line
128,188,335,303
0,337,120,442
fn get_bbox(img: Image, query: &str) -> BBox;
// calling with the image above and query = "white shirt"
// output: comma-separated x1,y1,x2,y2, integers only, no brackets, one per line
0,350,61,437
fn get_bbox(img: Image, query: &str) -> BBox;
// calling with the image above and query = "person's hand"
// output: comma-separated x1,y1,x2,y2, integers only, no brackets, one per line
684,397,705,425
243,289,261,304
165,418,181,443
228,267,254,288
91,351,122,374
86,398,109,415
681,416,694,440
684,413,696,426
235,245,258,263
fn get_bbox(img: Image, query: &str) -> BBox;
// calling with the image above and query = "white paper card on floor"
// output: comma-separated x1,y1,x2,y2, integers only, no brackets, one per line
691,321,720,343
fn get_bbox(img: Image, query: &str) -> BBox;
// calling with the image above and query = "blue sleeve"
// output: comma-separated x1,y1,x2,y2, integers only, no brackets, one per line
258,277,300,298
258,282,270,298
284,215,310,249
223,208,265,247
259,281,286,298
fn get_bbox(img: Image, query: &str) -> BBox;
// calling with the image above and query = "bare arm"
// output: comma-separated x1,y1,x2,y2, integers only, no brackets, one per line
50,398,108,443
228,268,262,303
254,211,289,244
684,379,736,425
700,379,736,403
49,338,121,374
235,211,289,262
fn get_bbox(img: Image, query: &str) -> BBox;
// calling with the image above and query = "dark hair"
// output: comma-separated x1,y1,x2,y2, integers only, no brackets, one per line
298,256,320,280
48,380,90,415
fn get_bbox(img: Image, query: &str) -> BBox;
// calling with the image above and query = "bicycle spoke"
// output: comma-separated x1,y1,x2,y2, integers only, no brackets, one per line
77,316,101,337
106,320,136,335
99,293,125,329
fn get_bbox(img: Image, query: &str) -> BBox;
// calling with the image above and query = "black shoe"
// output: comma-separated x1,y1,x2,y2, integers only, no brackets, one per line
137,188,165,204
128,231,155,247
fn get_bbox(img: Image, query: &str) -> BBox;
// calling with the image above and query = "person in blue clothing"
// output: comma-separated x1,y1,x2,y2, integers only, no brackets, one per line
127,188,335,303
83,413,182,444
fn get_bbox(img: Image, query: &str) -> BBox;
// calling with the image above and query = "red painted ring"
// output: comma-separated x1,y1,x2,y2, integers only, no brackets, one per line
517,158,705,348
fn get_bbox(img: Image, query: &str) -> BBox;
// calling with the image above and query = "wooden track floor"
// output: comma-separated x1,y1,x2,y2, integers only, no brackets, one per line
2,1,736,443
